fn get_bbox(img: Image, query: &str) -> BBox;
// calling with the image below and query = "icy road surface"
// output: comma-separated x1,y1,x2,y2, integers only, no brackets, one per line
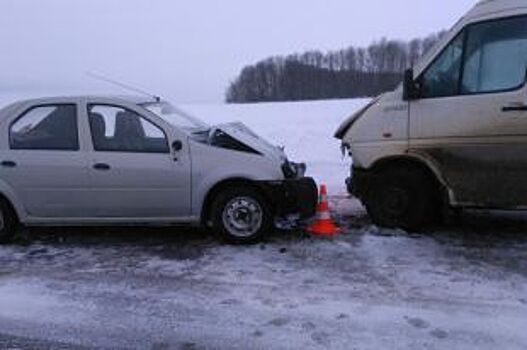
0,199,526,350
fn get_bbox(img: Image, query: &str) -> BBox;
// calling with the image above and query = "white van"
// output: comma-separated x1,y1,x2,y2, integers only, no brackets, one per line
335,0,527,230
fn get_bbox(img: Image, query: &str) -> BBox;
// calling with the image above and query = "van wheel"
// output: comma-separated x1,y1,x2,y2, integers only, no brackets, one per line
211,187,271,244
365,169,439,231
0,199,17,244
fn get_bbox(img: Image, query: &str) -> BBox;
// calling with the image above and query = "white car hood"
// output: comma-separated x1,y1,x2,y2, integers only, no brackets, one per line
213,122,287,162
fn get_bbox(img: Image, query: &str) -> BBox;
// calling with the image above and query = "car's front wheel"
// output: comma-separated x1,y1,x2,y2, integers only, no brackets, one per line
0,199,17,244
211,187,271,244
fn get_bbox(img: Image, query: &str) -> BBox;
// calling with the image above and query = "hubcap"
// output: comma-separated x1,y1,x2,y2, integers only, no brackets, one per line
222,196,263,238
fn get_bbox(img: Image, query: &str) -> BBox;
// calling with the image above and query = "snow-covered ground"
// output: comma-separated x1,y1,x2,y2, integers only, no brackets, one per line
0,200,526,349
0,97,526,349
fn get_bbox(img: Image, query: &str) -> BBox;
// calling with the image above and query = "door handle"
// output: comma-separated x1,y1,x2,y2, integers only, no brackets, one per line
1,160,16,168
93,163,111,171
502,103,527,112
1,161,17,168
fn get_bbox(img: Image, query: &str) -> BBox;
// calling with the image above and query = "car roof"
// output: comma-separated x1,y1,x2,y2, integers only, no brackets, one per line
4,94,157,108
0,94,163,120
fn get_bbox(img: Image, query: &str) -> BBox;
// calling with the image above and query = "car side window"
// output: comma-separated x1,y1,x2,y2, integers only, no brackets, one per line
10,104,79,151
88,105,169,154
420,33,464,98
462,16,527,94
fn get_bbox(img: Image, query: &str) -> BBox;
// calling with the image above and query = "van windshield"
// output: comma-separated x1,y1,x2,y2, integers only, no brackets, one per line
139,101,209,131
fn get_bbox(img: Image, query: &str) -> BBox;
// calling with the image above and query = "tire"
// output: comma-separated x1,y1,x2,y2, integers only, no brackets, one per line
365,168,439,231
0,199,18,244
210,186,271,244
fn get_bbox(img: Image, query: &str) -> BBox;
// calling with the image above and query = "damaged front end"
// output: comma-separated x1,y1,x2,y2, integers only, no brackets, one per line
196,121,317,218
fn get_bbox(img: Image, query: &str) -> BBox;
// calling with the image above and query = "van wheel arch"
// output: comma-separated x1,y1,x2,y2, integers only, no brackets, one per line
371,157,446,195
366,157,448,228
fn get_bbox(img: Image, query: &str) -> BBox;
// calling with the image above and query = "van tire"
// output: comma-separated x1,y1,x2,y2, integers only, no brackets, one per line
0,199,18,244
210,186,272,244
365,169,439,231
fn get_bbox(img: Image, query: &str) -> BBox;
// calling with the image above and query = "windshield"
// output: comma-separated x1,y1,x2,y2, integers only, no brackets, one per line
139,101,209,131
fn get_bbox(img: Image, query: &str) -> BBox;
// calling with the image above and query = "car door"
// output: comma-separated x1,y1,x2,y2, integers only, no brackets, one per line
0,103,90,218
85,103,191,219
409,15,527,208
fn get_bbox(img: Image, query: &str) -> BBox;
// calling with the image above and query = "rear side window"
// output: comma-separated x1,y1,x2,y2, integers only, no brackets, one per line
10,104,79,151
88,105,169,153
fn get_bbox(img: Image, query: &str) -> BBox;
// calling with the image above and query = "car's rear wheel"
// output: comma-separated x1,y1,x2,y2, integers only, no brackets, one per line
0,199,18,244
211,186,271,244
365,168,439,231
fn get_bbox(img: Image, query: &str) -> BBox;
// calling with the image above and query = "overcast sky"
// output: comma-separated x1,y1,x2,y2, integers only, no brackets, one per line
0,0,477,103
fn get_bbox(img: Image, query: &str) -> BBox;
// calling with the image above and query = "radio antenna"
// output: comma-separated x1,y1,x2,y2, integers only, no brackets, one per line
86,71,161,102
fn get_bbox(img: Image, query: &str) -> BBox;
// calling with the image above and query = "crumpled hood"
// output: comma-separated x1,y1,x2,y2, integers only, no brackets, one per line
213,122,287,162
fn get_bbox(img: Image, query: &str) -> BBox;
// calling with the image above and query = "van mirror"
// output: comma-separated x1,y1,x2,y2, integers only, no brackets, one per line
403,68,419,101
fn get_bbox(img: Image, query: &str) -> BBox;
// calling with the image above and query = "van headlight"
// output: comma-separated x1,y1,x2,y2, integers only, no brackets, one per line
282,160,306,179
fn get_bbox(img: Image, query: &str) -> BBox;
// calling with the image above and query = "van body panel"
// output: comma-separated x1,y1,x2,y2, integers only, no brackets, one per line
346,89,409,168
410,85,527,207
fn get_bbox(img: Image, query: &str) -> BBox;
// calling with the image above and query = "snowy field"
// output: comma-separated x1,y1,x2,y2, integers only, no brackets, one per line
0,96,526,349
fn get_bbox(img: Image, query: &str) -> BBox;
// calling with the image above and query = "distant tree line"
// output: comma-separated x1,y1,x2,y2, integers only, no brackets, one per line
226,31,446,103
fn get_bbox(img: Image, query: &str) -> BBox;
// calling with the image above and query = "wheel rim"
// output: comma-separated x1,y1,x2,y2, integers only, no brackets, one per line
380,186,409,217
222,196,263,238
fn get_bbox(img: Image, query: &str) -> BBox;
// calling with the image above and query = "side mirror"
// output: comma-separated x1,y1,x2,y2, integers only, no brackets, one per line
172,140,183,152
403,68,419,101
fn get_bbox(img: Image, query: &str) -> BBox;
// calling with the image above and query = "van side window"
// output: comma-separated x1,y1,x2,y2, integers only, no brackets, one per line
10,105,79,151
88,105,169,154
462,16,527,94
420,33,464,98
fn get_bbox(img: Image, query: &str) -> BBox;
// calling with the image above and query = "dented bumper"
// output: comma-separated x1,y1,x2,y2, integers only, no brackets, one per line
258,177,318,219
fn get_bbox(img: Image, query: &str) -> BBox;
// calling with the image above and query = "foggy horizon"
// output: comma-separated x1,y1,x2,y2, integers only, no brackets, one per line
0,0,477,103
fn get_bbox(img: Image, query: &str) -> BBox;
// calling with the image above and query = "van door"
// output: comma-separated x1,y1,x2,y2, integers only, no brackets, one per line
85,104,191,219
409,16,527,208
0,104,90,218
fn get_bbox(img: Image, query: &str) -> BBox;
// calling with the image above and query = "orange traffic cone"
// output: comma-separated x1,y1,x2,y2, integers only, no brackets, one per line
307,184,340,236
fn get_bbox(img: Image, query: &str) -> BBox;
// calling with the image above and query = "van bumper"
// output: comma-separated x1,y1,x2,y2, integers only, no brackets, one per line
259,177,318,219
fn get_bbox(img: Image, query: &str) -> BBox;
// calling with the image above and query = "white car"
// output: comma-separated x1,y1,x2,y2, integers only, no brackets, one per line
0,96,317,244
336,0,527,230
